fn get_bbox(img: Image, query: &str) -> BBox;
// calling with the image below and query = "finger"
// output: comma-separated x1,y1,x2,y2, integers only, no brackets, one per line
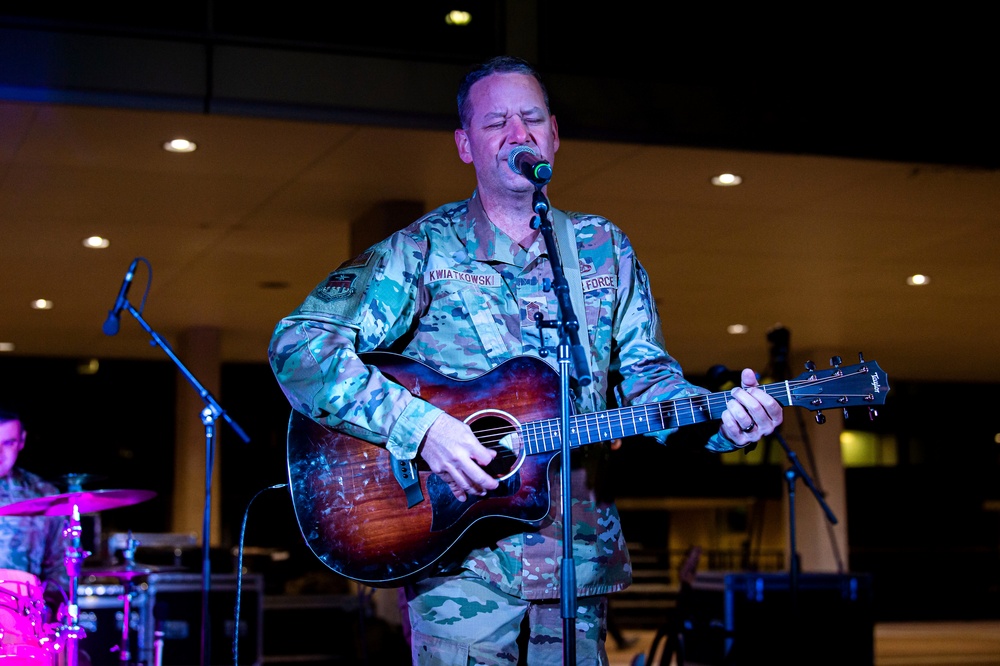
740,368,759,389
438,472,469,502
727,388,760,431
449,441,500,494
720,412,752,446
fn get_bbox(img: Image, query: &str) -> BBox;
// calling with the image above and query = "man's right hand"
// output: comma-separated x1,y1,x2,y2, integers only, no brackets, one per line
419,413,500,502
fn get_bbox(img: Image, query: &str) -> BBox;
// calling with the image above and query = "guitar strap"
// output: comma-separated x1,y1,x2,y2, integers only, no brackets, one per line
552,208,596,412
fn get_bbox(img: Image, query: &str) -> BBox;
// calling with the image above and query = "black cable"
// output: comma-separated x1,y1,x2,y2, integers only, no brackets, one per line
232,483,287,665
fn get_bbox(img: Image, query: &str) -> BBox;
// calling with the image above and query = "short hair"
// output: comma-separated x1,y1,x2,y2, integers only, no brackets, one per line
0,409,21,426
457,56,551,129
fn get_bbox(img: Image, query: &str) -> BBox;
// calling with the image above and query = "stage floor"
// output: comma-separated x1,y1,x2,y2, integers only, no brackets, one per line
608,620,1000,666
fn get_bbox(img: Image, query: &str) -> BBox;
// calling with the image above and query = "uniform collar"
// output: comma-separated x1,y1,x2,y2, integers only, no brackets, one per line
462,190,549,267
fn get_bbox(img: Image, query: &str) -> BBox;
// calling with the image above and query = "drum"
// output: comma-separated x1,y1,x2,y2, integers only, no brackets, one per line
0,568,51,663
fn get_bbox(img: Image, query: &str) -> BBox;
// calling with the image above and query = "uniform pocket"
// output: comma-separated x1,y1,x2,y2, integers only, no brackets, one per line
411,629,471,666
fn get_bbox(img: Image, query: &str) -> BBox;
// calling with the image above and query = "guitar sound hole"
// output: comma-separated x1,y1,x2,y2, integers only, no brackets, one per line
469,414,523,481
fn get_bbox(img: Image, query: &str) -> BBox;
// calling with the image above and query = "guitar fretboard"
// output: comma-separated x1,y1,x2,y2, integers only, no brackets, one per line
515,371,877,454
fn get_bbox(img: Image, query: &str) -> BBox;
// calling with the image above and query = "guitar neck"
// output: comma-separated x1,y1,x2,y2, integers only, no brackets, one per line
519,381,796,454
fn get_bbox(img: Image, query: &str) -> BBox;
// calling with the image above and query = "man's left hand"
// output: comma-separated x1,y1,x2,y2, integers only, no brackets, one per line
719,368,783,447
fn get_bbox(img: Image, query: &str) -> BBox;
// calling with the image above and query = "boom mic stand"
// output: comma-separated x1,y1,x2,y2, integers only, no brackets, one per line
529,186,592,665
105,259,250,666
771,429,838,616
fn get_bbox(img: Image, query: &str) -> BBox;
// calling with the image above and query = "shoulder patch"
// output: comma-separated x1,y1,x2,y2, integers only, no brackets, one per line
337,249,374,270
314,271,359,301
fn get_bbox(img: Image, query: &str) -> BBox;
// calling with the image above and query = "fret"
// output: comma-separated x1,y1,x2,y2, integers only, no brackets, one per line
633,405,647,432
692,394,710,424
519,423,531,455
547,418,559,452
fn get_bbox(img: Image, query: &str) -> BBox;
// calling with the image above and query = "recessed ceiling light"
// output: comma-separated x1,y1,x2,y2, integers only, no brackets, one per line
727,324,749,334
0,342,14,352
711,173,742,187
163,138,197,153
445,10,472,25
82,236,110,249
906,274,931,286
31,299,53,310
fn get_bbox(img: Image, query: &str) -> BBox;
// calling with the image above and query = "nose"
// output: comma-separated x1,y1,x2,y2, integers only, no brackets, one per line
507,116,530,144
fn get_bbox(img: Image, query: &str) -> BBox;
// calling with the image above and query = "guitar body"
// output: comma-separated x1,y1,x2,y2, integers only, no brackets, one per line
286,352,564,586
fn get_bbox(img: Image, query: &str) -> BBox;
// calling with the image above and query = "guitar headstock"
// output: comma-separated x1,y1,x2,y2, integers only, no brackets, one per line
786,354,889,422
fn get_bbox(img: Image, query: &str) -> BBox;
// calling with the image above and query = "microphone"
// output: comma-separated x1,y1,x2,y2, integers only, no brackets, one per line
102,258,140,336
507,146,553,186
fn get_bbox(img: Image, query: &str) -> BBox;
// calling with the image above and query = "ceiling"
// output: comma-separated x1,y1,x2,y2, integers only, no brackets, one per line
0,6,997,386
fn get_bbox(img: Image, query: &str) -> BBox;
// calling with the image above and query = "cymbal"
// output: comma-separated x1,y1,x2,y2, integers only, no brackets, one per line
82,563,185,581
0,489,156,516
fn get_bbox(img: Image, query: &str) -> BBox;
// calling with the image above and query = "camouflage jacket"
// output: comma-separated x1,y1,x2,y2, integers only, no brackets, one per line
270,191,736,600
0,468,69,594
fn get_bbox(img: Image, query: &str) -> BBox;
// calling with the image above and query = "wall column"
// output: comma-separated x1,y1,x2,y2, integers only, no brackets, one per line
782,350,850,573
171,326,223,547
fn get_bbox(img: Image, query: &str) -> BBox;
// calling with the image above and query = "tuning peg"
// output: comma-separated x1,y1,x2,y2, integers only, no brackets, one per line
869,407,878,421
858,351,866,363
830,355,842,368
815,411,826,424
805,360,816,372
843,407,850,420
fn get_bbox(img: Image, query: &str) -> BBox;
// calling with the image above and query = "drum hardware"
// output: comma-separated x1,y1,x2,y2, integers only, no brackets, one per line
0,489,156,666
57,474,108,494
85,534,171,665
0,568,50,662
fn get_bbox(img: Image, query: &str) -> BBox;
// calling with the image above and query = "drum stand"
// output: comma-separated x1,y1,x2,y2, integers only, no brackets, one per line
50,504,88,666
111,582,138,664
108,535,141,666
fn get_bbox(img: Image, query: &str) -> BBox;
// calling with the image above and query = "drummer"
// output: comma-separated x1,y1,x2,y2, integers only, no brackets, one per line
0,408,69,618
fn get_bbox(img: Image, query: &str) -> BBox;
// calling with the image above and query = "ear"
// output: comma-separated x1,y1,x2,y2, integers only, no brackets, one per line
454,129,473,164
551,115,560,154
16,429,25,453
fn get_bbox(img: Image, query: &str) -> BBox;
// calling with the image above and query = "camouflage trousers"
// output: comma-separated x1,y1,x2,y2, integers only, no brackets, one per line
405,570,610,666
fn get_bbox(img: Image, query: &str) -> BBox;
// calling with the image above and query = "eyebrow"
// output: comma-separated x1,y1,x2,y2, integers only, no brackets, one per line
480,106,546,121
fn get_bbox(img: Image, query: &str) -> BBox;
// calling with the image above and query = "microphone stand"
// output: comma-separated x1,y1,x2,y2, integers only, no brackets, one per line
529,186,592,665
771,430,837,616
119,300,251,666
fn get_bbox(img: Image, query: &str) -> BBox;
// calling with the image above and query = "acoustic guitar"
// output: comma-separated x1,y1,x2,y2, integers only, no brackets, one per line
287,351,888,586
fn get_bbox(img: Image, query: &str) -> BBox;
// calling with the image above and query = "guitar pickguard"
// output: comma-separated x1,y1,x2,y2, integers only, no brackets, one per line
428,472,521,532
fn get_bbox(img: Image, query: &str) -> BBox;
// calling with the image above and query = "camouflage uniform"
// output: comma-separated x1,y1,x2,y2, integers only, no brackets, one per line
0,468,69,602
270,191,738,662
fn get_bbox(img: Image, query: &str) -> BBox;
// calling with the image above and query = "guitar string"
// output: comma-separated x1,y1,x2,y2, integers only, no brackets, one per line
467,370,880,448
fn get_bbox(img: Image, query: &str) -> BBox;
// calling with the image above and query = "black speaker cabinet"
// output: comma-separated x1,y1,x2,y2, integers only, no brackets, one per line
143,573,263,666
682,572,874,666
79,574,262,666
